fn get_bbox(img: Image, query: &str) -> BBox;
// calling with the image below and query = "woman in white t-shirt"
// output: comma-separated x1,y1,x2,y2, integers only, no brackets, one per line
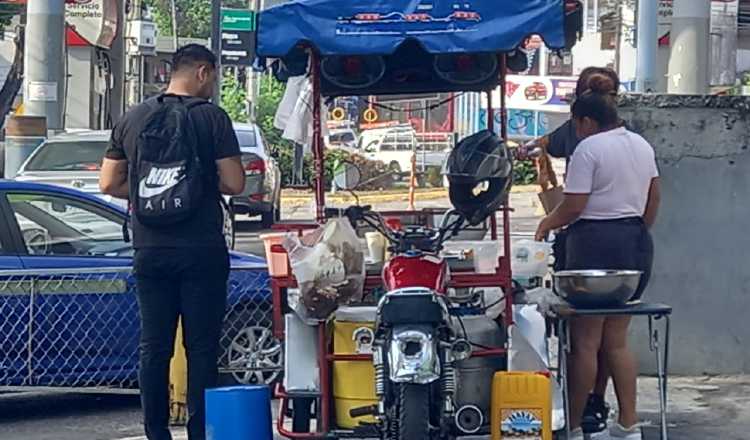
535,77,661,440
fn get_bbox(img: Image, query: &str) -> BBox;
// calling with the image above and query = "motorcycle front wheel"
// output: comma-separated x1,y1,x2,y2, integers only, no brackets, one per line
396,383,430,440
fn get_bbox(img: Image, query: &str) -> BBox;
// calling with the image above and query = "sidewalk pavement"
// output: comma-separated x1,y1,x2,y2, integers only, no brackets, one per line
111,376,750,440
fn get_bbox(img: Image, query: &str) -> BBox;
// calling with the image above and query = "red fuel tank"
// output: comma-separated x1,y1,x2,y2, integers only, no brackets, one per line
382,254,448,294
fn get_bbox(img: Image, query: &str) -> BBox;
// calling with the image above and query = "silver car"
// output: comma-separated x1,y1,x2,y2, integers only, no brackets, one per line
231,123,282,228
15,124,281,243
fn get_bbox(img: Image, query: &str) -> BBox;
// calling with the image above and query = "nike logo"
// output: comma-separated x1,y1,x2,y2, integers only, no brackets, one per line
138,166,185,198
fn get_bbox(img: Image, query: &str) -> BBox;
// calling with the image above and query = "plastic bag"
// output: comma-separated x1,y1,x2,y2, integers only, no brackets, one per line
509,304,565,431
523,287,567,317
282,219,366,320
511,240,552,279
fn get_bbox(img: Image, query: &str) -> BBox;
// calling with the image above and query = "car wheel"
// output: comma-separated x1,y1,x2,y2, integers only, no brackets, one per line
220,312,283,386
223,203,235,250
389,161,402,181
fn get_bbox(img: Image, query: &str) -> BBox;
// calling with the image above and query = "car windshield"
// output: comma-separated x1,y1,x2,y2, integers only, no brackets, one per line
330,132,355,143
24,140,108,172
235,129,258,150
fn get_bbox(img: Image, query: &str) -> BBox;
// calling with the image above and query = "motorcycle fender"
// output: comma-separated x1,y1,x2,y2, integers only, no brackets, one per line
387,326,440,384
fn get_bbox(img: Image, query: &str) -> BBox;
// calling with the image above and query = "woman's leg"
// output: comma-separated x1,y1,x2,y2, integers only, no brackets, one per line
568,315,605,430
593,349,610,395
602,315,638,428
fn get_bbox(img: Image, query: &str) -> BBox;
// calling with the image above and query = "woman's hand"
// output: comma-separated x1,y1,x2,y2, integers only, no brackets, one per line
535,218,551,242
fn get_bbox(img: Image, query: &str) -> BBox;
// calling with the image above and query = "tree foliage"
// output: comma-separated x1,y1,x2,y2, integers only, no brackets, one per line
145,0,248,39
220,72,248,123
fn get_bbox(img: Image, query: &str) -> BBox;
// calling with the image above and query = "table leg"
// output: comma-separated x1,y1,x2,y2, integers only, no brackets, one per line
557,319,571,439
649,315,669,440
661,316,671,440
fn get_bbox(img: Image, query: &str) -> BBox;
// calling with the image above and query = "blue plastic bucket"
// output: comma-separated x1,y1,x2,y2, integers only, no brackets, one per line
205,385,273,440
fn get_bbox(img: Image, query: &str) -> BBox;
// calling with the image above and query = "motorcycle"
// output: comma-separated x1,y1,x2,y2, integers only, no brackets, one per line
328,163,504,440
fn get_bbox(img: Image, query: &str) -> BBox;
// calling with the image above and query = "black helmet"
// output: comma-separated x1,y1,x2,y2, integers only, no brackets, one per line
446,130,513,226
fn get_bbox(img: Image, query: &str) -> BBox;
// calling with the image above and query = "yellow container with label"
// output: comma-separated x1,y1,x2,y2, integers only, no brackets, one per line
332,307,378,429
491,371,552,440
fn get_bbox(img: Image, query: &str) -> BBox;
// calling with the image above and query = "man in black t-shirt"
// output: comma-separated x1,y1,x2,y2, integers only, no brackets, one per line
100,44,245,440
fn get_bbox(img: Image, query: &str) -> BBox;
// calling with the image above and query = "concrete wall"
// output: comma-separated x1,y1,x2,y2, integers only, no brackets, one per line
619,95,750,375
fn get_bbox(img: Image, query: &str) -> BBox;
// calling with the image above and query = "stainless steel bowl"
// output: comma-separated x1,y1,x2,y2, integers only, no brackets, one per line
553,270,642,308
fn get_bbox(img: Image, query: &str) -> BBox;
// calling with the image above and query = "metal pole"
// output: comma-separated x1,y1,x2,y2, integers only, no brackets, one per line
127,0,144,108
211,1,222,104
614,2,623,76
24,0,65,131
170,0,179,52
636,0,658,92
667,0,711,94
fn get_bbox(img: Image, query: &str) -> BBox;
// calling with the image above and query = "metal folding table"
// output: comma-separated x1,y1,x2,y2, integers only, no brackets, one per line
554,302,672,440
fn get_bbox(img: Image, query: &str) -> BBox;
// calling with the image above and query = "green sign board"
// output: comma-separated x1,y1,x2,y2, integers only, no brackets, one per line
221,8,256,32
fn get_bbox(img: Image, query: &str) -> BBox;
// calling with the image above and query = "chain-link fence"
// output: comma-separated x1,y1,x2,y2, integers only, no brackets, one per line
0,267,275,389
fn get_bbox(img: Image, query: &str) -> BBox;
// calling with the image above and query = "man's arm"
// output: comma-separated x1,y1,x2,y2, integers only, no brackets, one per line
100,158,129,199
217,156,245,195
643,177,661,228
211,107,245,196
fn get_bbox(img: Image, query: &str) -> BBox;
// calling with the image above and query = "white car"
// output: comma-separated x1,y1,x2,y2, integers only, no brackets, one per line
359,124,450,175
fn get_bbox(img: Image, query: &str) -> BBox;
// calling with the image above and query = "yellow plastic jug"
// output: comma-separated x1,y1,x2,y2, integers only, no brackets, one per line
491,371,552,440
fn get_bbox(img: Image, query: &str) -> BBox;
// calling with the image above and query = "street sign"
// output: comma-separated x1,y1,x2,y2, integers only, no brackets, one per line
221,8,255,32
220,8,255,66
221,30,255,66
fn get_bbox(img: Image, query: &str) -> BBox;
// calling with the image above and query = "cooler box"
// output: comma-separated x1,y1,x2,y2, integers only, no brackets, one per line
491,371,552,440
332,306,378,429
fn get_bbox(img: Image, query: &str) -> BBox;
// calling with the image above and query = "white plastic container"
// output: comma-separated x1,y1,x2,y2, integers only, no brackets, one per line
511,240,552,279
472,241,499,274
443,240,499,274
365,232,386,263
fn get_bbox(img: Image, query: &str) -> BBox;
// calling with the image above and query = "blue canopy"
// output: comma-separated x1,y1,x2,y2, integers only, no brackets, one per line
257,0,567,58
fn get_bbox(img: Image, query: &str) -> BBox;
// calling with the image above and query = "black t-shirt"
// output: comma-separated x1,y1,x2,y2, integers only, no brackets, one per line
105,95,241,249
546,118,629,164
546,119,578,161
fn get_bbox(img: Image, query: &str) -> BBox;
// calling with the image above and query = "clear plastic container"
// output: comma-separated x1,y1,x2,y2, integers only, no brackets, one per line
443,240,500,274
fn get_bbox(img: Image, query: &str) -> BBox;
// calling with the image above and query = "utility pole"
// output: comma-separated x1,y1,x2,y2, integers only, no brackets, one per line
127,0,145,107
635,0,658,92
170,0,179,52
613,1,623,77
24,0,65,131
211,1,222,104
667,0,711,94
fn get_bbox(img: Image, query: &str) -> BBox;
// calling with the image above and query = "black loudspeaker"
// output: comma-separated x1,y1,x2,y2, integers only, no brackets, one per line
320,40,502,97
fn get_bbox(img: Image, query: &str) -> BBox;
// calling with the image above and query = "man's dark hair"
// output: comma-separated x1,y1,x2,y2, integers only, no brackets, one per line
172,44,217,73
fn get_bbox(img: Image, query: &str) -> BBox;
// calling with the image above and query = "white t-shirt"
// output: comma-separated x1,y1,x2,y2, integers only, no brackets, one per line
564,127,659,220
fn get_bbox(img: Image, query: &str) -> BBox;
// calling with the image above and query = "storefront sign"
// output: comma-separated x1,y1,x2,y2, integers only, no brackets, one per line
492,75,577,113
65,0,118,49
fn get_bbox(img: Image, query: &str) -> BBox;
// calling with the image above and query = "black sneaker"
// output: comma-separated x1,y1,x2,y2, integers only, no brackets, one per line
581,394,610,434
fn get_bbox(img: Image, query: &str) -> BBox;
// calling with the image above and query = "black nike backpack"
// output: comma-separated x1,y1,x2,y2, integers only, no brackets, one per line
129,95,210,227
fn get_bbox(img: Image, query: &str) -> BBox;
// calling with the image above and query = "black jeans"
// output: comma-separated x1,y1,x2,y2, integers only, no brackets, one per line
565,217,654,300
134,247,230,440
